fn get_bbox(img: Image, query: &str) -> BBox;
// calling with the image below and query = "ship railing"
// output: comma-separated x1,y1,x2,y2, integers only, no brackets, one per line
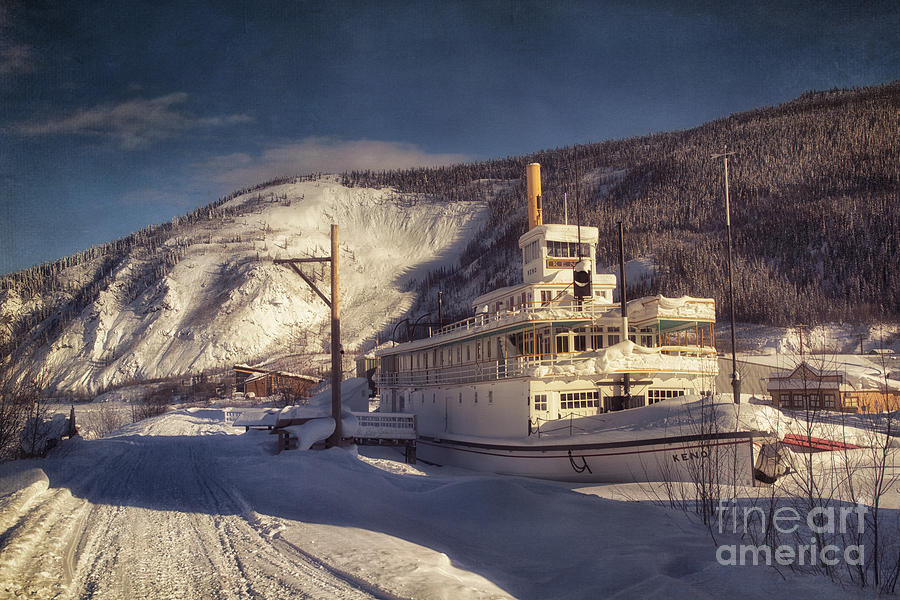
377,353,599,387
377,348,719,388
434,299,608,337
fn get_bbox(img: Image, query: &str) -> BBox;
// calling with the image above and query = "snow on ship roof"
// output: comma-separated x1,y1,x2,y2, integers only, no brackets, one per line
518,223,599,243
627,295,716,323
531,339,717,377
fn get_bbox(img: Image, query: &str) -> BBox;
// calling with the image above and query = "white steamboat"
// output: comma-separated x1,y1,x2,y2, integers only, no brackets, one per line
376,164,765,483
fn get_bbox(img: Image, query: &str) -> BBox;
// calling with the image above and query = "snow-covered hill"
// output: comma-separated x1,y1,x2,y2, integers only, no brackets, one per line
2,178,487,393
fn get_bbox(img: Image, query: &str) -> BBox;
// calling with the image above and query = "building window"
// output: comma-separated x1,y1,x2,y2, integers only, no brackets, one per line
560,391,599,410
780,393,791,407
792,393,804,408
534,394,548,411
824,393,835,408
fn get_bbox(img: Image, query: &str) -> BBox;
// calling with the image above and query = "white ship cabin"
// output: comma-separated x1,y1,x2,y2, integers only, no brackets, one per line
377,163,718,439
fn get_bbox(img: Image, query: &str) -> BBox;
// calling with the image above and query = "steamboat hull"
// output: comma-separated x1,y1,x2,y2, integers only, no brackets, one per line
417,431,761,484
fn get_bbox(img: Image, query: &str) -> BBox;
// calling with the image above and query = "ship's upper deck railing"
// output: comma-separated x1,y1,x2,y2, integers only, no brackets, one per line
436,298,611,337
377,347,718,388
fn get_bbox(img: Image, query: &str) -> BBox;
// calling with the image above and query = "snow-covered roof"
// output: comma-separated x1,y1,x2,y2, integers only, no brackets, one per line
627,295,716,324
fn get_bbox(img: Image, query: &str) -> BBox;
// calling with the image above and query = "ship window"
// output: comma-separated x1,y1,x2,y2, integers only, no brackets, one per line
541,290,552,306
432,392,436,403
560,391,599,410
534,394,548,411
524,240,540,263
488,390,493,403
547,241,590,258
574,327,587,352
474,391,478,403
608,335,620,345
476,340,481,360
556,335,569,353
456,345,461,363
487,340,492,359
467,345,471,361
591,329,604,349
647,389,684,404
640,335,654,347
459,392,462,404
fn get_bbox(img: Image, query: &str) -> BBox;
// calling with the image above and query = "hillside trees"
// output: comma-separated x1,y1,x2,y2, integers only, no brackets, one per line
349,82,900,327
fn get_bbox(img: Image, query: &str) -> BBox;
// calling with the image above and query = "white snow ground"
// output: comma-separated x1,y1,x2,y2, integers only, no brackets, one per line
1,407,893,599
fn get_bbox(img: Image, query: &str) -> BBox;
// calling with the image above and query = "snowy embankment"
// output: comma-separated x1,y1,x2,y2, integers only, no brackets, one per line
0,408,890,599
8,178,488,394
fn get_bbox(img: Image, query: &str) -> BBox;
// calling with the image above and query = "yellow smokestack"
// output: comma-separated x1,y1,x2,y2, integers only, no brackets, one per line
526,162,543,229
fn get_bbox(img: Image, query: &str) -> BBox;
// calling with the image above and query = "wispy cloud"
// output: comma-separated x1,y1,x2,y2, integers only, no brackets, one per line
0,42,35,75
196,137,471,188
16,93,253,149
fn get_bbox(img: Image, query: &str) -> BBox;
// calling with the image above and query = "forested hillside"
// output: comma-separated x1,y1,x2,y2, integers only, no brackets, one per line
343,82,899,326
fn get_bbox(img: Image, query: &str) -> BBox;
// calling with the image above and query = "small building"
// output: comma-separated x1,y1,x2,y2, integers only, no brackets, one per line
233,364,318,399
767,361,900,413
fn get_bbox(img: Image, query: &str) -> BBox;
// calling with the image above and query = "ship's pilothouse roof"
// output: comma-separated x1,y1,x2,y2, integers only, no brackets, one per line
518,223,599,246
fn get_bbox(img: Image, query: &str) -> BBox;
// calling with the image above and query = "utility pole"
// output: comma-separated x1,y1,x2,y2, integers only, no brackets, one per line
713,145,740,404
274,224,342,447
617,221,630,400
329,224,341,447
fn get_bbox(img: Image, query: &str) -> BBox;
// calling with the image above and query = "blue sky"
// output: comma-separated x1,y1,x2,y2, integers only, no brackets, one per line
1,0,898,273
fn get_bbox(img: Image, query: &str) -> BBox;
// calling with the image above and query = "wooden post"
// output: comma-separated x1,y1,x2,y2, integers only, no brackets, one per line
328,224,342,447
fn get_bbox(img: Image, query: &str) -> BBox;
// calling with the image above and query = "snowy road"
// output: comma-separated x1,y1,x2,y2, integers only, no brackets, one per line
2,407,892,600
0,412,382,600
